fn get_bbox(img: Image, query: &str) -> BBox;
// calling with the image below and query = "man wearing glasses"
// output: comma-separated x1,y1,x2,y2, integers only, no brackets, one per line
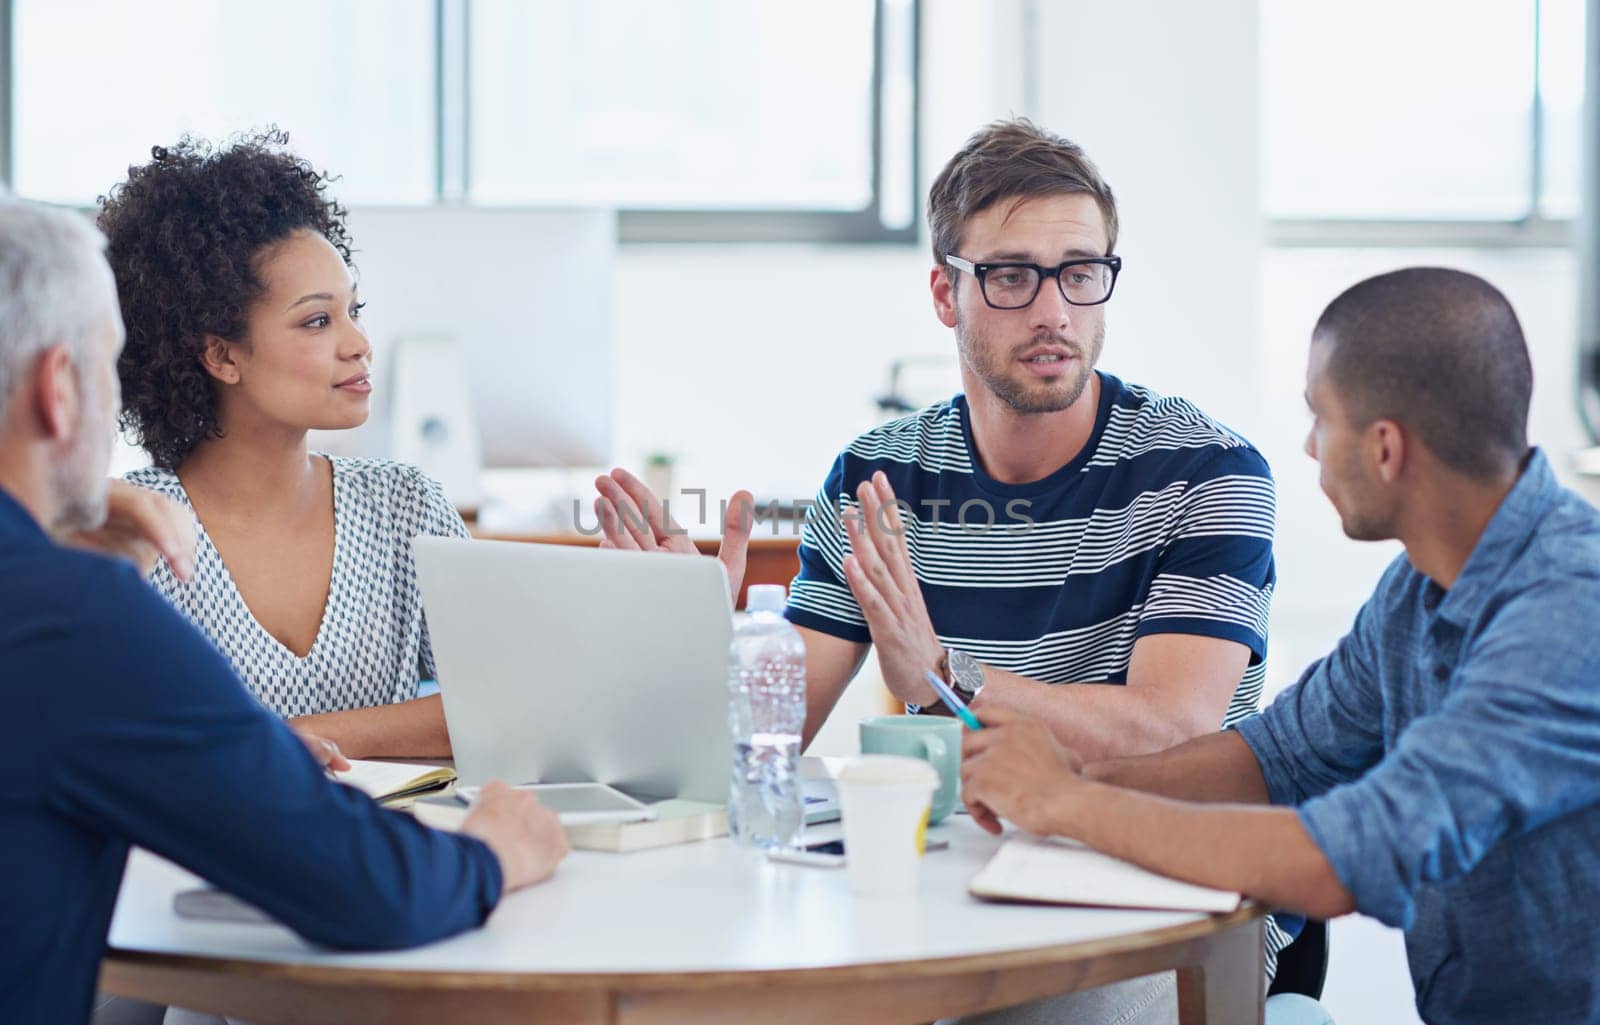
594,119,1283,1021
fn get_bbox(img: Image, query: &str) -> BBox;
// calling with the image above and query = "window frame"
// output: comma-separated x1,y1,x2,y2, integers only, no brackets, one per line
0,1,10,189
1261,0,1572,250
0,0,921,245
612,0,921,244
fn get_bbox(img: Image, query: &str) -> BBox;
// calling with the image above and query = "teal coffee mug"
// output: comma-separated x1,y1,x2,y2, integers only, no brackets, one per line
858,715,962,823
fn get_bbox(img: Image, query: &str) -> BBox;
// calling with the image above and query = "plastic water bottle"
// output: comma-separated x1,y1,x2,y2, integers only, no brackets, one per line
727,584,806,849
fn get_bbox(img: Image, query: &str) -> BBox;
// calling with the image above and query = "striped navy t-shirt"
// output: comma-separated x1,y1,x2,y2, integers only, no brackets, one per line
787,372,1295,976
786,371,1276,727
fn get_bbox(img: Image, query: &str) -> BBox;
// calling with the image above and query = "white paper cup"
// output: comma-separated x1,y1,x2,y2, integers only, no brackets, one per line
836,754,940,896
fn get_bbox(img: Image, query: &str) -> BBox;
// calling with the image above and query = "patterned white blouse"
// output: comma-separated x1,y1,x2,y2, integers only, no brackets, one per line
125,457,469,718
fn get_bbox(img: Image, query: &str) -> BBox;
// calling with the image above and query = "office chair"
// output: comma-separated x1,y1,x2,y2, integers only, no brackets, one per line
1267,918,1330,1000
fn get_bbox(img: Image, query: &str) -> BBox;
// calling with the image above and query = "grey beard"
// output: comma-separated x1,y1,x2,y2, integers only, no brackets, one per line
49,429,108,534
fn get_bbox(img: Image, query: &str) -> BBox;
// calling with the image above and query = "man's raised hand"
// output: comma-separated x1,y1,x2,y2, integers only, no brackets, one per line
593,467,753,600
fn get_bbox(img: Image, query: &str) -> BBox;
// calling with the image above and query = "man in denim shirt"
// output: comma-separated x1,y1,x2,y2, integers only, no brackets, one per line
959,267,1600,1025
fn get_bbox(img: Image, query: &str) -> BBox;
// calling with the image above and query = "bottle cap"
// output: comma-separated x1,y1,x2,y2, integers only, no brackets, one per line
745,584,787,613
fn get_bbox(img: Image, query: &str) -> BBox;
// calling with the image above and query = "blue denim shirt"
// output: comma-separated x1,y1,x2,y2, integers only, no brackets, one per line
1236,450,1600,1025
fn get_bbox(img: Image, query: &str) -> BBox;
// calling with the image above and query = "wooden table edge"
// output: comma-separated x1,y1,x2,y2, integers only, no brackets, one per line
102,901,1266,992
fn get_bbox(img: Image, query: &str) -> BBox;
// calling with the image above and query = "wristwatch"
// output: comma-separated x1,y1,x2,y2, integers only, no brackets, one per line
940,647,986,701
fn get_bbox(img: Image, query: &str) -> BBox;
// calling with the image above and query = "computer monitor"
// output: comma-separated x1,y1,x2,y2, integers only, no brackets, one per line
317,205,615,471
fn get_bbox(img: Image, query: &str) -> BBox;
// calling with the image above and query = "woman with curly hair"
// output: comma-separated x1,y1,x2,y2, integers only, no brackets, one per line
99,129,462,759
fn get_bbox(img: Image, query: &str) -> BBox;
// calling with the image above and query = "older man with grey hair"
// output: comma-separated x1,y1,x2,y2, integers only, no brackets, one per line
0,197,570,1025
0,196,140,534
0,196,203,585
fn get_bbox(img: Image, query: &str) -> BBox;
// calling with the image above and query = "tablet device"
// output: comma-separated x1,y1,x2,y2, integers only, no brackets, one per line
454,782,658,825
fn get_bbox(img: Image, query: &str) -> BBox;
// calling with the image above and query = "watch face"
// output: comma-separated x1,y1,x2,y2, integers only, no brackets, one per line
947,649,984,697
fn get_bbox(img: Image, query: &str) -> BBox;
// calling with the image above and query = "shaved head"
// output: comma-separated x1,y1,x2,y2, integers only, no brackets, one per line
1312,268,1531,478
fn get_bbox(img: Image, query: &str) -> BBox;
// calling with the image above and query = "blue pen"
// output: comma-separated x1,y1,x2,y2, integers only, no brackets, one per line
924,670,983,730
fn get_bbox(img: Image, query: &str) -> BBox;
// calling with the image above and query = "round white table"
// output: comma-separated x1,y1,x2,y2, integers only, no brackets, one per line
101,817,1264,1025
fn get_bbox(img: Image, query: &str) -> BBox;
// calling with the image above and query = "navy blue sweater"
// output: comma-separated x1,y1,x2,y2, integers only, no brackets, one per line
0,486,502,1025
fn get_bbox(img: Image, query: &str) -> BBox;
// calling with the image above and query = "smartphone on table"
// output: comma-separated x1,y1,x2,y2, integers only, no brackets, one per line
765,835,948,868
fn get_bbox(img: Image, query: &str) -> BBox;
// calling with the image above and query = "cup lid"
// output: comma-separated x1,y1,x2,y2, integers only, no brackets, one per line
837,754,939,787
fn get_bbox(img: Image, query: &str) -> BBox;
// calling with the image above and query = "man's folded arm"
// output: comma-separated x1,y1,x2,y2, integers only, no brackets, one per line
1284,581,1600,930
974,633,1251,762
41,564,502,950
1059,784,1356,921
1227,575,1394,808
1084,729,1272,805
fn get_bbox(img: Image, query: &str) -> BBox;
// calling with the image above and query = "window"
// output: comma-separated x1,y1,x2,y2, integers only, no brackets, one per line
467,0,916,241
9,0,436,206
2,0,919,242
1261,0,1583,233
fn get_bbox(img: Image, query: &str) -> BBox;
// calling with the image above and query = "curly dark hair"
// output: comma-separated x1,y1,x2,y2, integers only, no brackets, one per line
97,127,353,469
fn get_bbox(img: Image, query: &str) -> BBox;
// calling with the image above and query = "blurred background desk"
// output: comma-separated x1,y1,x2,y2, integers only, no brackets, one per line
468,531,801,612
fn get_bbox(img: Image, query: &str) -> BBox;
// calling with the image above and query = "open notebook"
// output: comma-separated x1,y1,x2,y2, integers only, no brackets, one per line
970,835,1241,913
333,759,456,807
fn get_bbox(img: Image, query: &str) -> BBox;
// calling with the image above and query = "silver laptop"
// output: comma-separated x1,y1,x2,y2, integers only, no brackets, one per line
413,538,733,802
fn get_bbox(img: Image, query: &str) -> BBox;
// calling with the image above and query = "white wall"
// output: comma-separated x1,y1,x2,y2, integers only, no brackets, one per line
1027,0,1265,432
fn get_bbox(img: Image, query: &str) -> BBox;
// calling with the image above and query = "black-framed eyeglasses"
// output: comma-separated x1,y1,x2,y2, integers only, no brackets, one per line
944,254,1123,310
